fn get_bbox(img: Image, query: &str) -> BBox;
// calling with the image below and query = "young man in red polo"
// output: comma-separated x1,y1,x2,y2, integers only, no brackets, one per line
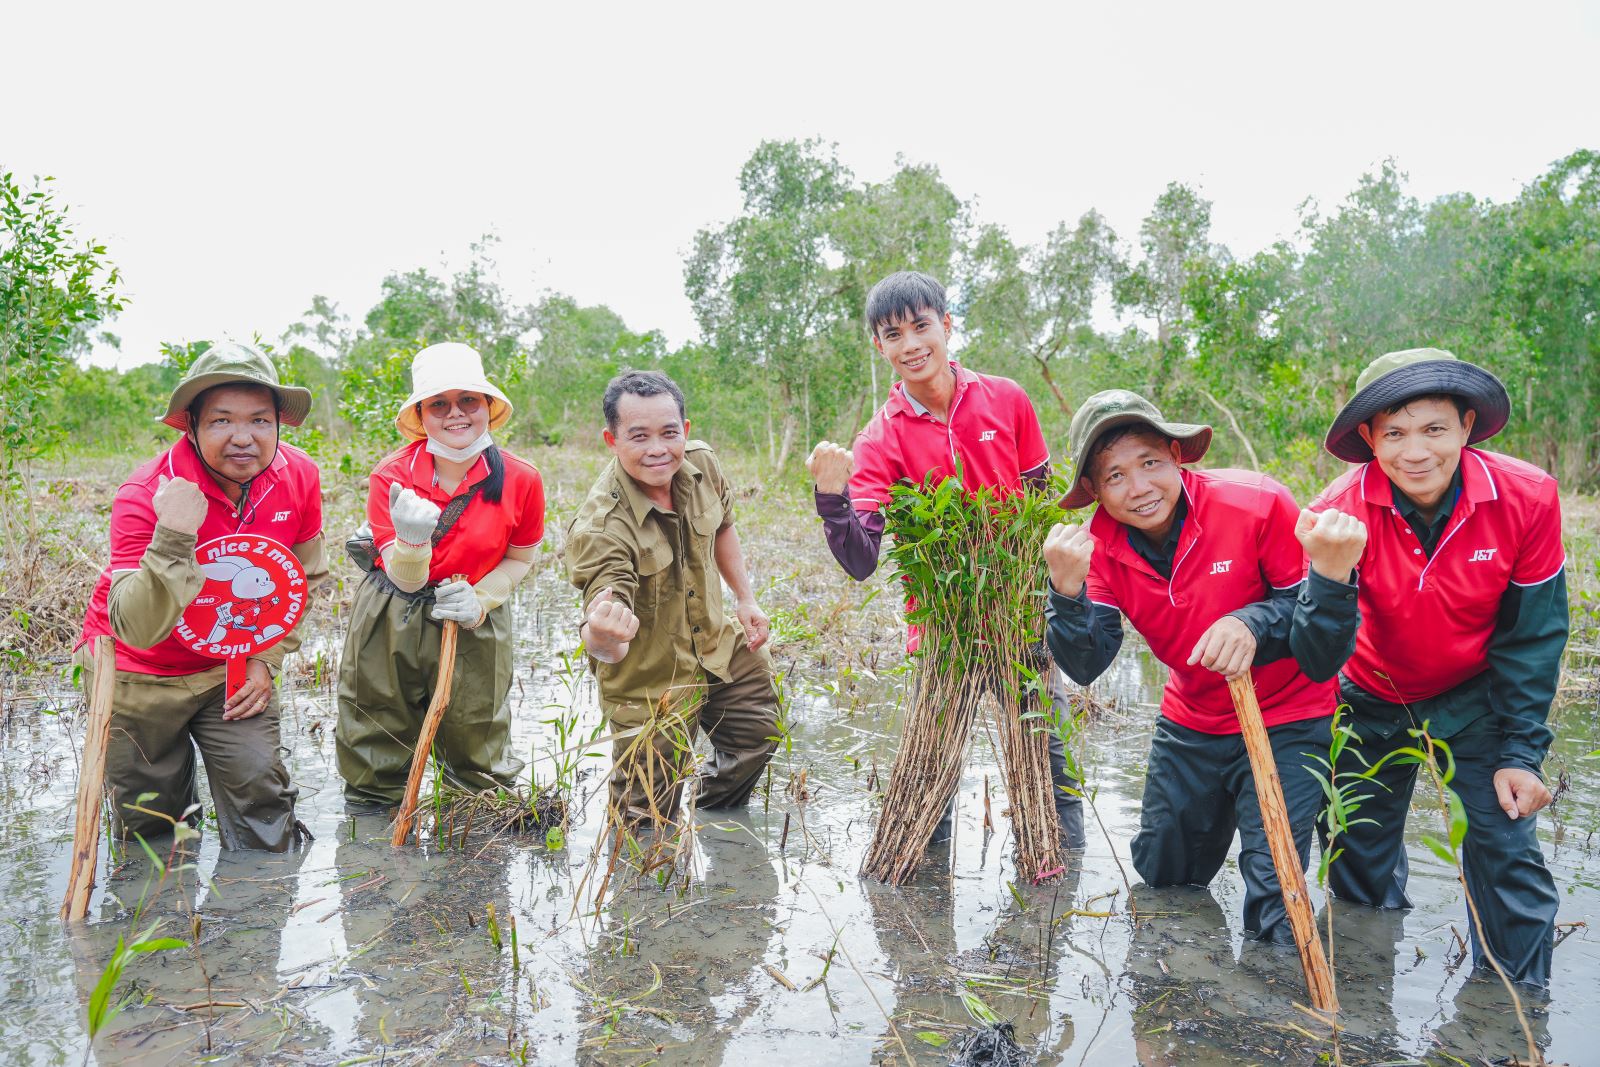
806,269,1083,848
1300,348,1567,989
1042,389,1367,944
78,342,327,852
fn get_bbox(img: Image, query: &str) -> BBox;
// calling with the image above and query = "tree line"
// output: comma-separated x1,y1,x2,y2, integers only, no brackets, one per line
6,143,1597,497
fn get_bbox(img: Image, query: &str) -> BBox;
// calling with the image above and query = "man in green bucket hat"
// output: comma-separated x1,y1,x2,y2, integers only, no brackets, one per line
1298,348,1568,989
76,341,328,851
1043,389,1368,945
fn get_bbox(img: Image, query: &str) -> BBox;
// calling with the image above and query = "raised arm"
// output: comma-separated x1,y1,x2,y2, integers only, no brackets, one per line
107,475,208,648
808,440,885,580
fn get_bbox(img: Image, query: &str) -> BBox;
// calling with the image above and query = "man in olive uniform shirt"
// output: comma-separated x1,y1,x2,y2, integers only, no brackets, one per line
565,370,779,822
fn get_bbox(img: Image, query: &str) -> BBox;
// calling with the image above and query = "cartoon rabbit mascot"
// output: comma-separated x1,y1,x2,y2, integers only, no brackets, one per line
201,556,287,644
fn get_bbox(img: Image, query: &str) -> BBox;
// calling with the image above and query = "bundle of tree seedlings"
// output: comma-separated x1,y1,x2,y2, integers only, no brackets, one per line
861,476,1068,886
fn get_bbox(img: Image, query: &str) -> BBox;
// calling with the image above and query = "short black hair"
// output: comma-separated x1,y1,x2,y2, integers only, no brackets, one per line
1087,424,1174,482
603,369,686,432
1380,392,1471,421
865,271,947,338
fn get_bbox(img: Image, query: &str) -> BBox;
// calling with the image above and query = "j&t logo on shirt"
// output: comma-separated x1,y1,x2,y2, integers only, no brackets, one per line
1210,560,1233,574
273,509,292,521
978,430,997,442
1469,548,1498,562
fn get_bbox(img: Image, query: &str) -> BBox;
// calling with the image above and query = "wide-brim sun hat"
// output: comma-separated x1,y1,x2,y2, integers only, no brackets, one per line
1324,347,1509,463
1059,389,1212,510
394,342,514,442
161,340,313,430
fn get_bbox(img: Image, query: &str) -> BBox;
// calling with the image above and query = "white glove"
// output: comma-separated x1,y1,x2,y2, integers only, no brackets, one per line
430,579,482,626
389,483,441,547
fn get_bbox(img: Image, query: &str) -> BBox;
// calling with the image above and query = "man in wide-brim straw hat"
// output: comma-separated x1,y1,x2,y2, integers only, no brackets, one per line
335,342,544,808
76,341,328,851
1298,348,1568,990
1043,388,1368,945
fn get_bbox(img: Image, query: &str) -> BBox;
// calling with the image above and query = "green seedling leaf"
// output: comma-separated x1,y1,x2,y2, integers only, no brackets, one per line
1420,834,1456,866
1446,788,1469,850
916,1031,950,1048
961,988,1001,1027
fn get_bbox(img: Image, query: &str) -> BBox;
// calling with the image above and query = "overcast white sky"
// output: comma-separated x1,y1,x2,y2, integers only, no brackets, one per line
7,1,1598,368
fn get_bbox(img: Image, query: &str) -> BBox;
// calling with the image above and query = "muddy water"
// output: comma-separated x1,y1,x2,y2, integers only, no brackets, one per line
2,565,1597,1066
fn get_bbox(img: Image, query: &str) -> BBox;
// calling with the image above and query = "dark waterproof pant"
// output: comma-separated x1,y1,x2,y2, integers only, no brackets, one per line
1321,697,1557,989
78,649,299,852
933,669,1087,849
607,639,779,821
1133,714,1330,944
336,573,522,805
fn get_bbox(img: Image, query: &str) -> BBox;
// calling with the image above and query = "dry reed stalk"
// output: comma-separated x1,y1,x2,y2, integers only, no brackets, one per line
61,635,115,921
860,645,982,884
391,574,467,847
989,666,1065,882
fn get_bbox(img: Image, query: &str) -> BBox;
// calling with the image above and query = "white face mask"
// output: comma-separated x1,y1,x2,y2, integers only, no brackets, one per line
426,430,494,463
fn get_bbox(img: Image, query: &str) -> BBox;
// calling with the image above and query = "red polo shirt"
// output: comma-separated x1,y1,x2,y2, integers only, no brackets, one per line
368,442,545,585
79,436,324,676
1309,448,1565,703
848,362,1049,511
1085,468,1336,733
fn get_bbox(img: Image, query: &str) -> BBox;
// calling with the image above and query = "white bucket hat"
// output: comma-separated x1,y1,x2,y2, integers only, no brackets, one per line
394,342,514,441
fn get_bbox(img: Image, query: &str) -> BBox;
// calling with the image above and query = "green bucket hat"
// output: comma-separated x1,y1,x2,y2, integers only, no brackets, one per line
160,341,313,430
1059,389,1212,510
1324,347,1508,463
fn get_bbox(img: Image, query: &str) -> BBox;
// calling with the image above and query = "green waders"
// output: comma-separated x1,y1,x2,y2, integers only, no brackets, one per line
77,649,299,852
335,571,522,806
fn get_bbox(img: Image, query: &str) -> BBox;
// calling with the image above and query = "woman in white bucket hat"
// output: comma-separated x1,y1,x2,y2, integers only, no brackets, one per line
335,342,546,807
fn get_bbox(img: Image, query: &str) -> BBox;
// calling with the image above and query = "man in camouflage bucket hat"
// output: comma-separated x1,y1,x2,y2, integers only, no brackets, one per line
1298,348,1567,989
1044,388,1368,944
77,342,327,851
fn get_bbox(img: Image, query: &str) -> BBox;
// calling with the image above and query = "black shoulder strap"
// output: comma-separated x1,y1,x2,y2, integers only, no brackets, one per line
431,482,482,546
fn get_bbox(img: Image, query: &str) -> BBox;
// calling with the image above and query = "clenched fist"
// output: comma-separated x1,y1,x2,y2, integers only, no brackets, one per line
583,587,640,664
1295,508,1367,582
1043,522,1095,596
806,441,854,496
153,475,207,536
389,483,442,547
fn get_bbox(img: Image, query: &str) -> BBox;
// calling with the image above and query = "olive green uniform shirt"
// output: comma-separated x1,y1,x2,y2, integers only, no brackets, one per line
564,442,740,725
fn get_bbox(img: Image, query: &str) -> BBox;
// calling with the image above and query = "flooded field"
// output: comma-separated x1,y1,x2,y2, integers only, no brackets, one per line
2,468,1597,1066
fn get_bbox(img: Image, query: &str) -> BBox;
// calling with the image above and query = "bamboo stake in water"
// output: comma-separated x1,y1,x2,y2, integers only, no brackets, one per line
62,636,116,921
392,575,467,847
1228,674,1338,1013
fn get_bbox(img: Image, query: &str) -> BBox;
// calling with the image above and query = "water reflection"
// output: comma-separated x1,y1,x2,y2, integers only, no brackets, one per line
4,581,1597,1065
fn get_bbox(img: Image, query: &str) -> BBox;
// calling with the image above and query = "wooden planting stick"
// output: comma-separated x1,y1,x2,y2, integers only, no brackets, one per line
1228,674,1338,1013
392,576,467,847
62,636,116,921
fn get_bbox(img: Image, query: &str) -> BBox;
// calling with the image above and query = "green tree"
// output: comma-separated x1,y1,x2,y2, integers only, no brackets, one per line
685,139,857,471
0,171,123,477
338,239,536,442
523,295,666,440
959,210,1123,419
1494,149,1600,485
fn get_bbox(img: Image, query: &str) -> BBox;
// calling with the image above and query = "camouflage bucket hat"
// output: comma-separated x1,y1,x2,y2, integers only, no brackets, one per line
1059,389,1212,510
160,341,313,430
1323,347,1509,463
